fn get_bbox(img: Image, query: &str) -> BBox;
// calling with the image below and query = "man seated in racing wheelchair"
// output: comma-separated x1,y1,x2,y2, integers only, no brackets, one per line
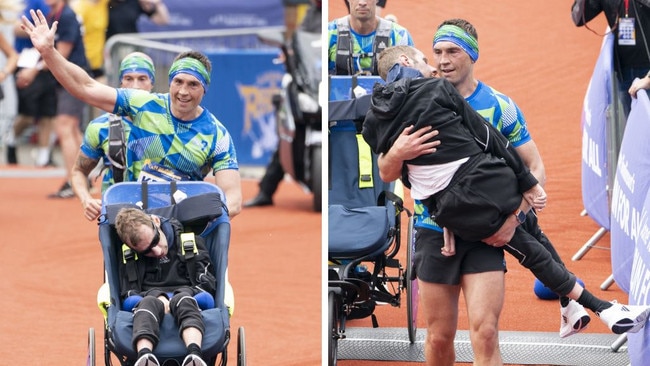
115,207,216,366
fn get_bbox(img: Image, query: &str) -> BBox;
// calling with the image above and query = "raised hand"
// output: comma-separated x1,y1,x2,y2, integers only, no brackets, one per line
20,9,57,54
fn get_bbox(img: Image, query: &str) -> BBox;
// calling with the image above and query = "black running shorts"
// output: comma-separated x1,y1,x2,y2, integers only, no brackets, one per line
413,226,506,285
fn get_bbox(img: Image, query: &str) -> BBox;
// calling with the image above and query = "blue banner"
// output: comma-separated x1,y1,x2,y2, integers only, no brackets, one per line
611,86,650,294
628,191,650,365
202,50,284,166
628,122,650,363
581,33,613,230
138,0,284,32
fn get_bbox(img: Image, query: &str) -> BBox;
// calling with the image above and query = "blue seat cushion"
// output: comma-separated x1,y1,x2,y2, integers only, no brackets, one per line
328,204,392,258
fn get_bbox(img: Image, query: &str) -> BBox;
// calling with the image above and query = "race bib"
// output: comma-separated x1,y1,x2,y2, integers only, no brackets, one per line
619,17,636,46
137,160,192,182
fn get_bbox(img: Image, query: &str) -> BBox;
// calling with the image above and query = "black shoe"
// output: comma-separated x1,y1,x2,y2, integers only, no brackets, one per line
48,181,75,199
7,146,17,164
243,192,273,207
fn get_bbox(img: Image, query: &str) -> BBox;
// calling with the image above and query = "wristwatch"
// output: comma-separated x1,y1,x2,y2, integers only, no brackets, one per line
514,209,526,224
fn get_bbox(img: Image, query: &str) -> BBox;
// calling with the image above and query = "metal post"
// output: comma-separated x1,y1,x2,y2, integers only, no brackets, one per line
601,273,615,290
610,333,627,352
572,227,608,261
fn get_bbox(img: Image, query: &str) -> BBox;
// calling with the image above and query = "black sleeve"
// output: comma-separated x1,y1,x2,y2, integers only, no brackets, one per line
571,0,608,27
442,80,538,193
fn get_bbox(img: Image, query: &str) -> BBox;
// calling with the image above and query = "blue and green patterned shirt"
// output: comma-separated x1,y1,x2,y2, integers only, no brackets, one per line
81,89,238,193
328,16,414,75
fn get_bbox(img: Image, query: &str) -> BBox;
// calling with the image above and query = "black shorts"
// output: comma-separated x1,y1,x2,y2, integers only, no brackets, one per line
17,70,57,118
414,226,506,285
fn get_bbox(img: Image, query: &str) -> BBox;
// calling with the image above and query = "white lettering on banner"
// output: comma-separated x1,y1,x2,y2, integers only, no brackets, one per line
630,250,650,305
618,153,636,193
583,79,594,127
612,179,631,235
210,14,268,27
581,128,602,177
168,14,193,27
631,207,644,243
641,208,650,253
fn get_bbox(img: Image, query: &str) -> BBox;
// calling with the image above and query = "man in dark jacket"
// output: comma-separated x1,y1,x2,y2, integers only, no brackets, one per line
115,207,215,366
572,0,650,117
362,45,544,242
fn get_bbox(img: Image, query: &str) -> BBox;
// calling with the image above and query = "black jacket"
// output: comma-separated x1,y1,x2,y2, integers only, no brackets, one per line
119,218,217,300
362,74,538,193
572,0,650,69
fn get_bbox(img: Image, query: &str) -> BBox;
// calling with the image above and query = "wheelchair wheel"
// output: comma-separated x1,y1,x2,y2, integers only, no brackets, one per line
87,328,96,366
406,216,418,344
237,326,246,366
328,291,339,366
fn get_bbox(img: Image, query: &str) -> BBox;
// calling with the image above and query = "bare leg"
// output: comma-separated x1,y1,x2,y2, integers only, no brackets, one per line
35,116,53,166
419,280,460,366
181,327,203,348
53,113,82,178
462,271,504,366
135,338,154,353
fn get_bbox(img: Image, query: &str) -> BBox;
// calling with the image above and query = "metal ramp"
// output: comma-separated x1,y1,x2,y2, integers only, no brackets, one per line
338,327,629,366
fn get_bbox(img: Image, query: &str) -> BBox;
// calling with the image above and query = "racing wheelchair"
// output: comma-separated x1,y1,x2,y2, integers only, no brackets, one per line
87,181,245,366
327,76,418,366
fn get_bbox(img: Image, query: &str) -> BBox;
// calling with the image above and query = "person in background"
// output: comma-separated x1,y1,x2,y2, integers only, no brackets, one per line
282,0,311,41
72,0,109,122
70,51,155,220
328,0,413,75
244,0,321,208
106,0,169,41
344,0,386,17
0,0,21,161
5,0,52,167
44,0,91,199
572,0,650,118
629,69,650,97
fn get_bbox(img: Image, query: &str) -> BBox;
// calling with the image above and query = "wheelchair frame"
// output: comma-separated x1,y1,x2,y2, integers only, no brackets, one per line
87,181,246,366
327,78,419,366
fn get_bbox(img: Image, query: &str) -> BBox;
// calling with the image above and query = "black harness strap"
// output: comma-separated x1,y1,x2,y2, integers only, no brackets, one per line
334,17,392,76
121,244,141,293
107,114,126,183
179,232,200,287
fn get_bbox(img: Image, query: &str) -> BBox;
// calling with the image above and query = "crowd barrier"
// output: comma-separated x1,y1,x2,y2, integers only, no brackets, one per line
611,86,650,365
578,31,650,362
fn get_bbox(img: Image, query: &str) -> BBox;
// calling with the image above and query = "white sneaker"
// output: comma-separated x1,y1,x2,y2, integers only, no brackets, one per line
560,299,591,338
182,354,207,366
133,353,160,366
597,301,650,334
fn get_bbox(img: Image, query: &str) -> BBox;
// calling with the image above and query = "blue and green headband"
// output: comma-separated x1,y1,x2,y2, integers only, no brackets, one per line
119,53,155,83
433,25,479,62
168,57,211,92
